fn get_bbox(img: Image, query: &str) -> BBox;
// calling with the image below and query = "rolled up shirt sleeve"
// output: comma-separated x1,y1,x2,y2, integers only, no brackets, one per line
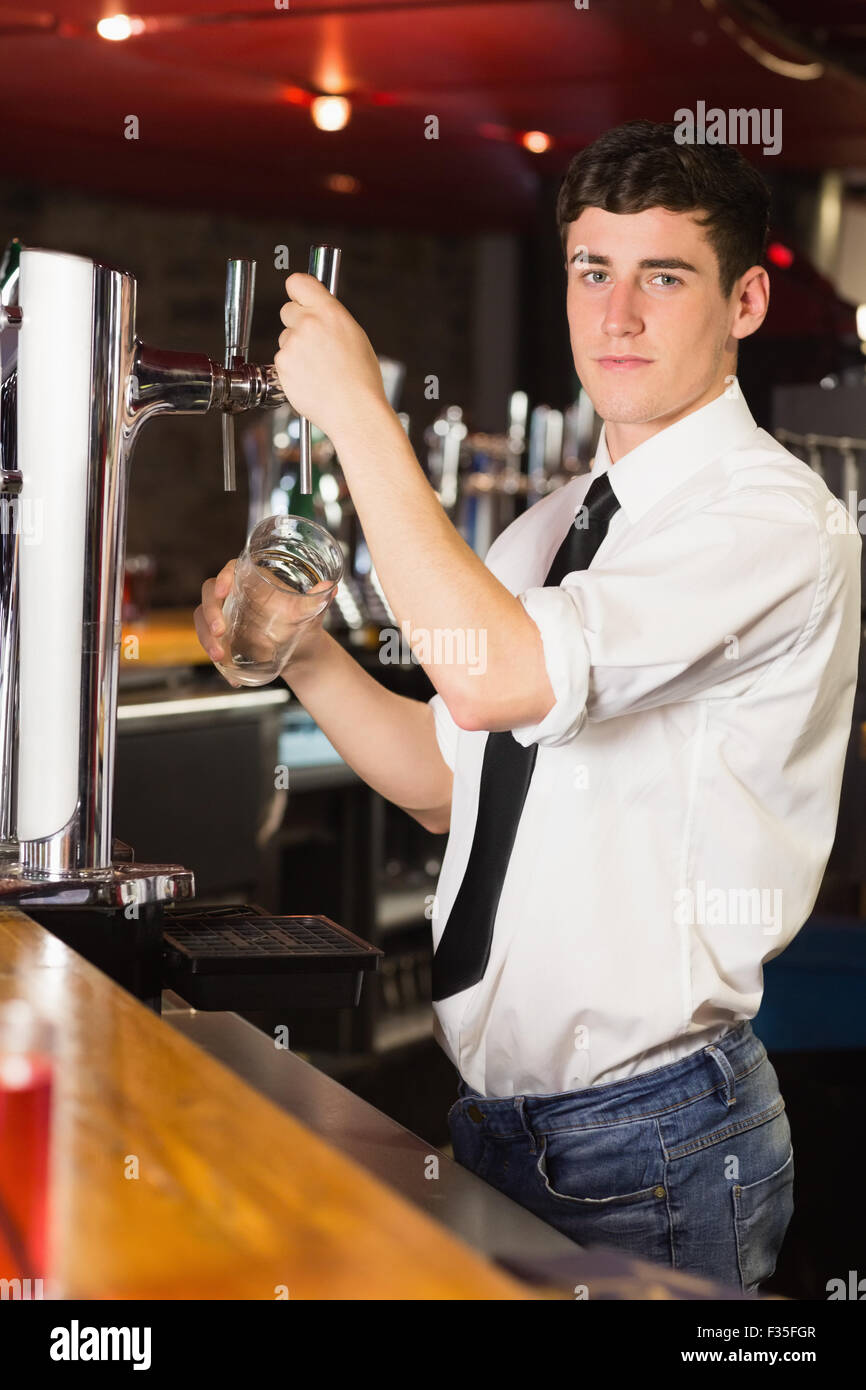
428,691,461,772
509,488,827,749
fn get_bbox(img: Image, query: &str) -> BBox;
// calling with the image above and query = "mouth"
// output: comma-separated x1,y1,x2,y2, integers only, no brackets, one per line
595,356,653,371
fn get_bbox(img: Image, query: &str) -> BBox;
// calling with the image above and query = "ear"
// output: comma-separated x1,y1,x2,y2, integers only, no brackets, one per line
730,265,770,342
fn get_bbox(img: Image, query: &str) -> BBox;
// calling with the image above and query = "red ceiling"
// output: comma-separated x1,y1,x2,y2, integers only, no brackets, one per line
1,0,865,229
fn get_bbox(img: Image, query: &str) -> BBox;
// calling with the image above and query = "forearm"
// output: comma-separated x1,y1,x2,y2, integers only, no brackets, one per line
330,396,554,731
281,630,453,828
273,275,553,730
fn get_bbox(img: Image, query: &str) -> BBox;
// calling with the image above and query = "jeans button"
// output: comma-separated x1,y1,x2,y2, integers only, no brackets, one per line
467,1103,484,1123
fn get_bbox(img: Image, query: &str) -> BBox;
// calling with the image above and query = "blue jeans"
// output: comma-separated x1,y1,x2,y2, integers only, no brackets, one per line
447,1020,794,1295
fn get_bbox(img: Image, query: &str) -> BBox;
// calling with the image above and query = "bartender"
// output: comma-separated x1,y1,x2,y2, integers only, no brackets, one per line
194,118,861,1295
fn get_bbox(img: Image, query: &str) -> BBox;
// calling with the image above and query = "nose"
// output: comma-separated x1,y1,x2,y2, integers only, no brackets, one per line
601,280,644,341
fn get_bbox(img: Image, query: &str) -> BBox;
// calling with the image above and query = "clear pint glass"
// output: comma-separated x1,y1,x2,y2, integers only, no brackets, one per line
215,515,343,687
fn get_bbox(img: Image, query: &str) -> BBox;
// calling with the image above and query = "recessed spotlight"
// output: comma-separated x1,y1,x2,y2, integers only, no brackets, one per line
96,14,145,40
311,95,351,132
522,130,552,153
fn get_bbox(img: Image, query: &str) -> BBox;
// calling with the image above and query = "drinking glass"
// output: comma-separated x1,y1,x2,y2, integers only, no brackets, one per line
215,515,343,687
0,998,54,1286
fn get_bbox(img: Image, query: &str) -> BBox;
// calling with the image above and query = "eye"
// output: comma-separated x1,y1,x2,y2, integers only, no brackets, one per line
651,273,682,287
577,270,609,284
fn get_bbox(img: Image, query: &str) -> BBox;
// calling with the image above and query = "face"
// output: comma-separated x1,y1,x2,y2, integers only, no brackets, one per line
564,205,768,455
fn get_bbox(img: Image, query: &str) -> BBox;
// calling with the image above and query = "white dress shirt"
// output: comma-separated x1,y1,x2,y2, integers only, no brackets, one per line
428,387,861,1098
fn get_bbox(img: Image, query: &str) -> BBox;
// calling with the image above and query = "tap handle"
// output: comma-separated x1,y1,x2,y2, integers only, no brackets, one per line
222,258,256,491
225,258,255,362
299,245,341,495
308,244,341,297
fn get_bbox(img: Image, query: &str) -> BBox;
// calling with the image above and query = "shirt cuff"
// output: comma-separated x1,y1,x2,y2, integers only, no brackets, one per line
510,586,591,748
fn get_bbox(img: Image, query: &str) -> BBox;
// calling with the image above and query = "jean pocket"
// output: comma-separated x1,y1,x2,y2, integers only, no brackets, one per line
446,1079,470,1125
534,1126,666,1208
732,1144,794,1294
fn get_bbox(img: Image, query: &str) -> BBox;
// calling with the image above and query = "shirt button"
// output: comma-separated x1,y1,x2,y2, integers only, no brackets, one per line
467,1103,484,1123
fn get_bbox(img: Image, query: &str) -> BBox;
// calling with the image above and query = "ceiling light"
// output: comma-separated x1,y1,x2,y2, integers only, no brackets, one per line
311,96,351,132
767,242,794,269
324,173,361,195
522,130,552,154
96,14,145,40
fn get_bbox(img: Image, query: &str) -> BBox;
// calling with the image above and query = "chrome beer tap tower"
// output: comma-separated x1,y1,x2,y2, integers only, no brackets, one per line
0,241,337,912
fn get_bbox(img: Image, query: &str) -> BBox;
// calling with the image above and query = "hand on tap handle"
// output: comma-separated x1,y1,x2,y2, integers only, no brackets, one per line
274,266,387,472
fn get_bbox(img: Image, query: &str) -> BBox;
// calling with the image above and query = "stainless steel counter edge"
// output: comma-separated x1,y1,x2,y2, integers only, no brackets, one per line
118,686,289,730
160,994,585,1283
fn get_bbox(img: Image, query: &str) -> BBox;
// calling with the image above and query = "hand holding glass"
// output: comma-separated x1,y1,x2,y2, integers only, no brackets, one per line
214,515,343,687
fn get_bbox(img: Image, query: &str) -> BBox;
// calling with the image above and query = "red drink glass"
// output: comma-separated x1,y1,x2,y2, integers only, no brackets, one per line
0,1000,54,1290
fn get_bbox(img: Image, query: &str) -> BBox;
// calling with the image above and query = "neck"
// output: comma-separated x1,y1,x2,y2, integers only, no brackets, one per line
604,374,735,465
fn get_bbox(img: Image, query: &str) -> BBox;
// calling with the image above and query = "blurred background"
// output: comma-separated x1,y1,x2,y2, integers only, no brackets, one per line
2,0,866,1297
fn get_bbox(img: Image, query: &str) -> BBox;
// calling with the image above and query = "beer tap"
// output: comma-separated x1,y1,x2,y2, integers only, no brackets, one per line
0,277,23,859
0,241,339,906
222,259,256,491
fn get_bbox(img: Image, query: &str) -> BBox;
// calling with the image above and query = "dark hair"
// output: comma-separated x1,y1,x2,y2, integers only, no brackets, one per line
555,119,771,298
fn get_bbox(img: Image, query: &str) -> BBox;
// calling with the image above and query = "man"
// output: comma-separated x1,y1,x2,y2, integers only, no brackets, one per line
195,120,860,1294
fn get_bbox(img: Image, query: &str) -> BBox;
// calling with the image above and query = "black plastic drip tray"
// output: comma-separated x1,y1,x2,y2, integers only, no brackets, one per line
162,906,383,1010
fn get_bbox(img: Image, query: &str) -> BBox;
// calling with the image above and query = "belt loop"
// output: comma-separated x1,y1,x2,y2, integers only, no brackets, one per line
514,1096,538,1153
705,1044,737,1107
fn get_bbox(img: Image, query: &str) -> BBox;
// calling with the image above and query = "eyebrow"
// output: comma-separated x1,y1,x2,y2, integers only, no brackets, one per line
569,252,700,273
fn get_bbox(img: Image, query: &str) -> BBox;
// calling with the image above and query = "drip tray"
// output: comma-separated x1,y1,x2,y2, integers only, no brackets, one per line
162,903,383,1010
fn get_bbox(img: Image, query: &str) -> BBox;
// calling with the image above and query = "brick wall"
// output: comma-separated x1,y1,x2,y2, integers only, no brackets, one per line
0,181,475,604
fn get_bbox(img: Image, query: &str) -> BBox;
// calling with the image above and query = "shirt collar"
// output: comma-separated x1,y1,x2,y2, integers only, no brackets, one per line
588,387,759,526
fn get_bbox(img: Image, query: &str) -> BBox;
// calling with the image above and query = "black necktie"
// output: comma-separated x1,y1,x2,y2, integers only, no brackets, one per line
431,471,621,1003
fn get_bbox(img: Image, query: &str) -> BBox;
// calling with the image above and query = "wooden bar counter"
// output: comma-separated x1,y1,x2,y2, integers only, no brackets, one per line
0,907,534,1300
